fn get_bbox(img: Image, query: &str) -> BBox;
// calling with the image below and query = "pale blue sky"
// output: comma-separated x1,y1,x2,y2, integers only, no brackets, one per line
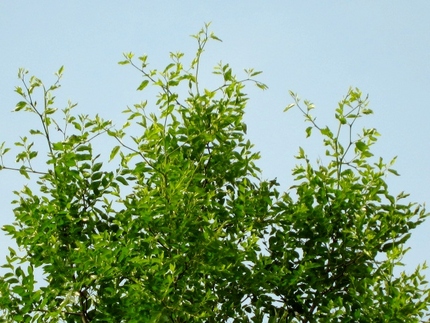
1,2,429,278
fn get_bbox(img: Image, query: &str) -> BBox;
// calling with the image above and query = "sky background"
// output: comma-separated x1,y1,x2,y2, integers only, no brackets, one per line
1,1,429,280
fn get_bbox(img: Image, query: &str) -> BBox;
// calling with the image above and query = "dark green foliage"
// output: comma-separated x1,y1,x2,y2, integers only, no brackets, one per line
1,24,429,322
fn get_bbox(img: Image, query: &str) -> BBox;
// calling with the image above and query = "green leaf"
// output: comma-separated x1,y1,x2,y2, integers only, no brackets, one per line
56,65,64,76
137,80,149,91
52,142,64,150
19,166,29,179
224,68,232,82
388,168,400,176
14,101,27,112
76,153,92,161
210,32,222,42
76,145,91,152
92,162,103,172
116,176,128,185
109,146,120,161
255,82,268,90
44,107,57,115
2,225,16,235
355,141,366,152
284,103,295,112
250,70,263,77
320,127,333,138
29,129,43,135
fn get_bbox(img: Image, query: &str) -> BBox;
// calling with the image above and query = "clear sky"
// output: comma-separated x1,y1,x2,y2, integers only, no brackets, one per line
1,2,429,279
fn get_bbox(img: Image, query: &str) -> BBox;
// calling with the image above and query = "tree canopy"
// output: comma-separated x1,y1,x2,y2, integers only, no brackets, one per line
1,24,429,322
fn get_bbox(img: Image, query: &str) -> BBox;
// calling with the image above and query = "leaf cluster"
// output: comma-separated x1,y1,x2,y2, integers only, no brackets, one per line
0,24,429,322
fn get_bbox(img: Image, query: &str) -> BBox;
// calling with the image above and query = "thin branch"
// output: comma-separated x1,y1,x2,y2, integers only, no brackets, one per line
0,165,48,175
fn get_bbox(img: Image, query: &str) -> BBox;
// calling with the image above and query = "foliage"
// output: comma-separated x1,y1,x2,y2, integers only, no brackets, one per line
0,24,429,322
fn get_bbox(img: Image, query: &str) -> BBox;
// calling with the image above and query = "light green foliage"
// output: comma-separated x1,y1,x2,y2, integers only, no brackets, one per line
1,24,429,322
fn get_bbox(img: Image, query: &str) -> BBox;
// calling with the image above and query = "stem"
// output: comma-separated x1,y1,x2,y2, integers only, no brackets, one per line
0,166,48,175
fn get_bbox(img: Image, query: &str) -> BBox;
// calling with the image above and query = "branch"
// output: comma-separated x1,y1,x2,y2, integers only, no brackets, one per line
0,165,48,175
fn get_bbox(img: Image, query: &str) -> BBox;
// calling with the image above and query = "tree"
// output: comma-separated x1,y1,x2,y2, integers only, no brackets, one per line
0,24,429,322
